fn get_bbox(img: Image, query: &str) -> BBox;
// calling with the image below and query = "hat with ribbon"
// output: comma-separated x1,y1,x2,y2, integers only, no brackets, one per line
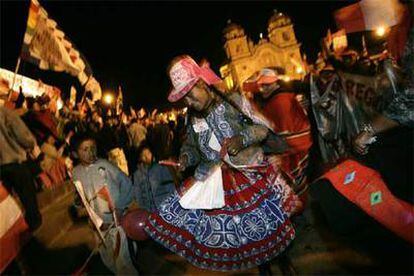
242,68,279,93
167,55,221,102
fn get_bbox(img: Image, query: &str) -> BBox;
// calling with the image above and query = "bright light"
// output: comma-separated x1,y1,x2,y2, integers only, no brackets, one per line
375,26,386,37
103,93,114,105
280,75,291,82
296,66,304,74
57,98,63,110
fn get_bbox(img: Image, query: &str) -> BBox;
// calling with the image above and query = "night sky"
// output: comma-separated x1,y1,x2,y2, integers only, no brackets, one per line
1,0,357,110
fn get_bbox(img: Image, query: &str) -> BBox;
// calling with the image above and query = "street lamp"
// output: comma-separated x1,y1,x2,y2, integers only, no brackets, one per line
375,26,386,37
103,93,114,105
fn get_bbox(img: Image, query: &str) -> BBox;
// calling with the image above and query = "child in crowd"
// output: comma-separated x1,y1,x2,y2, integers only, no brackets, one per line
133,146,176,212
71,133,137,274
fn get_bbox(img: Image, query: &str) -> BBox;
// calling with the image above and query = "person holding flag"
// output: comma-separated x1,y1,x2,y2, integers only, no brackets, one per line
71,133,137,274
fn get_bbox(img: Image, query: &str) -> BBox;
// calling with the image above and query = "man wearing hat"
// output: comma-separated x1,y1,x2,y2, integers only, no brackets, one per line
144,55,298,274
243,68,312,206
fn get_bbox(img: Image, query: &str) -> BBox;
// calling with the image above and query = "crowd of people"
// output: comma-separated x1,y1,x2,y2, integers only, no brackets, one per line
1,20,412,275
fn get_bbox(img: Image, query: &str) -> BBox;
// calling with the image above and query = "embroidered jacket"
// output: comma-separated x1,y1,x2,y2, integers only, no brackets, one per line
180,93,268,180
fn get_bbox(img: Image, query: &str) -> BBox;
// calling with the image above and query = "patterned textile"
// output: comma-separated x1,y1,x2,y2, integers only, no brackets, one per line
322,159,414,244
181,97,267,181
145,93,298,271
145,164,296,271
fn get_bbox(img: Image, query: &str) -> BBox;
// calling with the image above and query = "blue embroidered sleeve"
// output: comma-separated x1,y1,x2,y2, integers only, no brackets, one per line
240,125,269,148
194,161,216,181
227,92,269,147
179,125,201,168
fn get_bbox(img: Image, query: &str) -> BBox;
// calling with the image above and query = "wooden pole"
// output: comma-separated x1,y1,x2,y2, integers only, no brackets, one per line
8,57,22,101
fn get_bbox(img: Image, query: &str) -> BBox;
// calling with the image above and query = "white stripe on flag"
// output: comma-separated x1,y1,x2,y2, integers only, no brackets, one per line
360,0,401,29
0,195,23,238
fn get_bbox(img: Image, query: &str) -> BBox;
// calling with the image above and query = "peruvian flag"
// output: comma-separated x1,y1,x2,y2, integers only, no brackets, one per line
0,183,30,272
97,185,115,211
334,0,405,33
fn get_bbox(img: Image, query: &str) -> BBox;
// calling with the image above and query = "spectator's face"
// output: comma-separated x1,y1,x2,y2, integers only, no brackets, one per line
47,136,56,145
259,82,279,99
320,70,334,82
77,139,98,165
183,82,213,112
140,148,153,164
33,102,41,111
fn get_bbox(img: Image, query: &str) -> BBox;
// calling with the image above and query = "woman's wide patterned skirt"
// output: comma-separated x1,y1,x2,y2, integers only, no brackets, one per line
144,164,297,271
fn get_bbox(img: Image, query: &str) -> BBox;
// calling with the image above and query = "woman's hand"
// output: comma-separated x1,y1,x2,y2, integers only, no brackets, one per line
268,154,283,168
353,131,372,155
225,136,244,156
177,155,189,172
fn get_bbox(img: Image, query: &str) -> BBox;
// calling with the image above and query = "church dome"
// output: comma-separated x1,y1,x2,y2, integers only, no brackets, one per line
223,20,245,40
268,10,292,29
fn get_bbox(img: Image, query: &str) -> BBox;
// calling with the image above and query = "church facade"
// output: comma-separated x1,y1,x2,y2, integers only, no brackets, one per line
220,11,305,91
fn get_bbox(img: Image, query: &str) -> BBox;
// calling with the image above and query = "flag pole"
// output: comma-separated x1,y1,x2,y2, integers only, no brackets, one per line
8,57,22,101
79,75,91,106
9,0,31,101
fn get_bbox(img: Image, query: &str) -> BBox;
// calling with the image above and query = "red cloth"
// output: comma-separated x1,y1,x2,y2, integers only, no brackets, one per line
34,110,58,139
387,6,412,61
262,93,309,135
37,159,67,189
261,92,312,195
323,159,414,244
25,110,58,142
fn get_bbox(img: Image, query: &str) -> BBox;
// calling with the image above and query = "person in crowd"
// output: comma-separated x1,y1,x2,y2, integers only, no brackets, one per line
352,28,413,204
126,118,147,172
353,28,414,154
308,62,365,168
133,146,176,212
147,112,174,160
0,106,42,231
95,114,130,175
39,134,67,187
245,68,313,206
145,55,299,274
22,96,59,145
71,133,136,274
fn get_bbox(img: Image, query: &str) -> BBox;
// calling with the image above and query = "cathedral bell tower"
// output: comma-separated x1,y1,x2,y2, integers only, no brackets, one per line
268,10,297,48
268,10,303,79
223,20,251,60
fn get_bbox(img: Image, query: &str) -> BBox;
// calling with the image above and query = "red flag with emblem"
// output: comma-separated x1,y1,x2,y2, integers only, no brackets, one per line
97,185,115,211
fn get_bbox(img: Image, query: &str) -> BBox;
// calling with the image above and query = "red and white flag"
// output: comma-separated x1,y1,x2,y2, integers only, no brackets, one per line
332,29,348,52
334,0,405,33
97,185,115,211
0,183,29,272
